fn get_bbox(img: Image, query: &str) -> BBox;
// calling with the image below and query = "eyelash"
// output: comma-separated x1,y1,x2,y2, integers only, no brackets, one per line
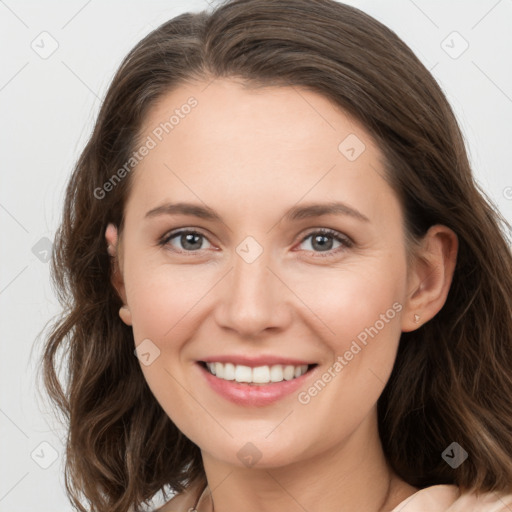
158,227,353,258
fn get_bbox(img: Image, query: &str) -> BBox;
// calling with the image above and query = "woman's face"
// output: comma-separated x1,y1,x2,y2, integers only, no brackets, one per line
110,78,414,469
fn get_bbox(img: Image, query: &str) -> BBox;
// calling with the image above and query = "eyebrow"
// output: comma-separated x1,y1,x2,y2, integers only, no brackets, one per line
144,201,370,223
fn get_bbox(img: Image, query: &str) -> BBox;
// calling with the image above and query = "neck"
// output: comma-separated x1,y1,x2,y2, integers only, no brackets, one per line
201,409,418,512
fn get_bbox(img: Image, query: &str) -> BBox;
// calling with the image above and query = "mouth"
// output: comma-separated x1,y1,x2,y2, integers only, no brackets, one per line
196,360,319,407
198,361,318,385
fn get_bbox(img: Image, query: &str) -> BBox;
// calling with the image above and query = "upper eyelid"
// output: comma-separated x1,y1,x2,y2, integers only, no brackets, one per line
161,227,215,244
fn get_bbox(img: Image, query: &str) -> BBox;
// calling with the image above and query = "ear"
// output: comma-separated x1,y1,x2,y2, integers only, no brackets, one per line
401,224,458,332
105,223,132,326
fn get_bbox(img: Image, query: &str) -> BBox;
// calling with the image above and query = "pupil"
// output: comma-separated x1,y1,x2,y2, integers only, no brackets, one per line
183,233,202,250
313,234,332,251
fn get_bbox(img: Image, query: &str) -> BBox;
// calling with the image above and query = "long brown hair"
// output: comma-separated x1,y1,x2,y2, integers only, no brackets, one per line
37,0,512,510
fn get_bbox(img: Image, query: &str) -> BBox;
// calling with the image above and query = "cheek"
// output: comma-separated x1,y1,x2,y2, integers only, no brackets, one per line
288,257,405,354
125,262,212,344
125,269,206,431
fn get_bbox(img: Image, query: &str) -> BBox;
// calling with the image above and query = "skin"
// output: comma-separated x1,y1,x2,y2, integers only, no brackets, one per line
106,78,458,512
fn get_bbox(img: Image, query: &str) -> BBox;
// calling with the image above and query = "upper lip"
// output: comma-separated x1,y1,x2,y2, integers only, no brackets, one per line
199,355,315,367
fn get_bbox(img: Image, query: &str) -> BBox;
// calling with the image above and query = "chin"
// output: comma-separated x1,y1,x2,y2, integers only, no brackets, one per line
199,431,314,470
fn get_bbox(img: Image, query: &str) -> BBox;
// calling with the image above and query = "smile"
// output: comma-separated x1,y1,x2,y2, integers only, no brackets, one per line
196,359,319,407
203,361,311,385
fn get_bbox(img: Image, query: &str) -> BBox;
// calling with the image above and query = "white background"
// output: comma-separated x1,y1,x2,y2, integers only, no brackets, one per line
1,0,511,510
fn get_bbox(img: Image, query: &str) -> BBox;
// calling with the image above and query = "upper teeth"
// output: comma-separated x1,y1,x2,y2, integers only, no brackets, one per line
206,362,309,384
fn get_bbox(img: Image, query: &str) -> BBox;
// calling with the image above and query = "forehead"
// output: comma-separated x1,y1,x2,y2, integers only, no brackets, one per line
124,78,399,227
140,78,374,157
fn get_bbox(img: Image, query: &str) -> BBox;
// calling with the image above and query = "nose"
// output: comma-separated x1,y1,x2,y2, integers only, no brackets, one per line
214,247,292,338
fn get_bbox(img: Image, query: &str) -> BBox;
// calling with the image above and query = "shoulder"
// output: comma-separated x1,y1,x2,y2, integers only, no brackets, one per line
391,484,512,512
154,479,206,512
448,487,512,512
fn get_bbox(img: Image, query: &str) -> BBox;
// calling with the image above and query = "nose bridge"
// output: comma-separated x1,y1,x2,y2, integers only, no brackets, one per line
215,237,289,335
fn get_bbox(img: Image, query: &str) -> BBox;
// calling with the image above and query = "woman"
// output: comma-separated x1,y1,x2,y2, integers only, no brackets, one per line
40,1,512,511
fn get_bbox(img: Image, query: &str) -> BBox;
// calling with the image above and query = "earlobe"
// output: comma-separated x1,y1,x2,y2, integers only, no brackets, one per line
401,225,458,332
105,223,118,254
119,305,132,326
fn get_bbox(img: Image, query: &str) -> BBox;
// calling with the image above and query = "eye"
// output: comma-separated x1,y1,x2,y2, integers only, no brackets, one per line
296,228,353,257
158,227,352,257
159,229,213,253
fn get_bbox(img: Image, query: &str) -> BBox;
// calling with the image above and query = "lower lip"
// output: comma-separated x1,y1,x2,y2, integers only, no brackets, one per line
197,362,317,407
